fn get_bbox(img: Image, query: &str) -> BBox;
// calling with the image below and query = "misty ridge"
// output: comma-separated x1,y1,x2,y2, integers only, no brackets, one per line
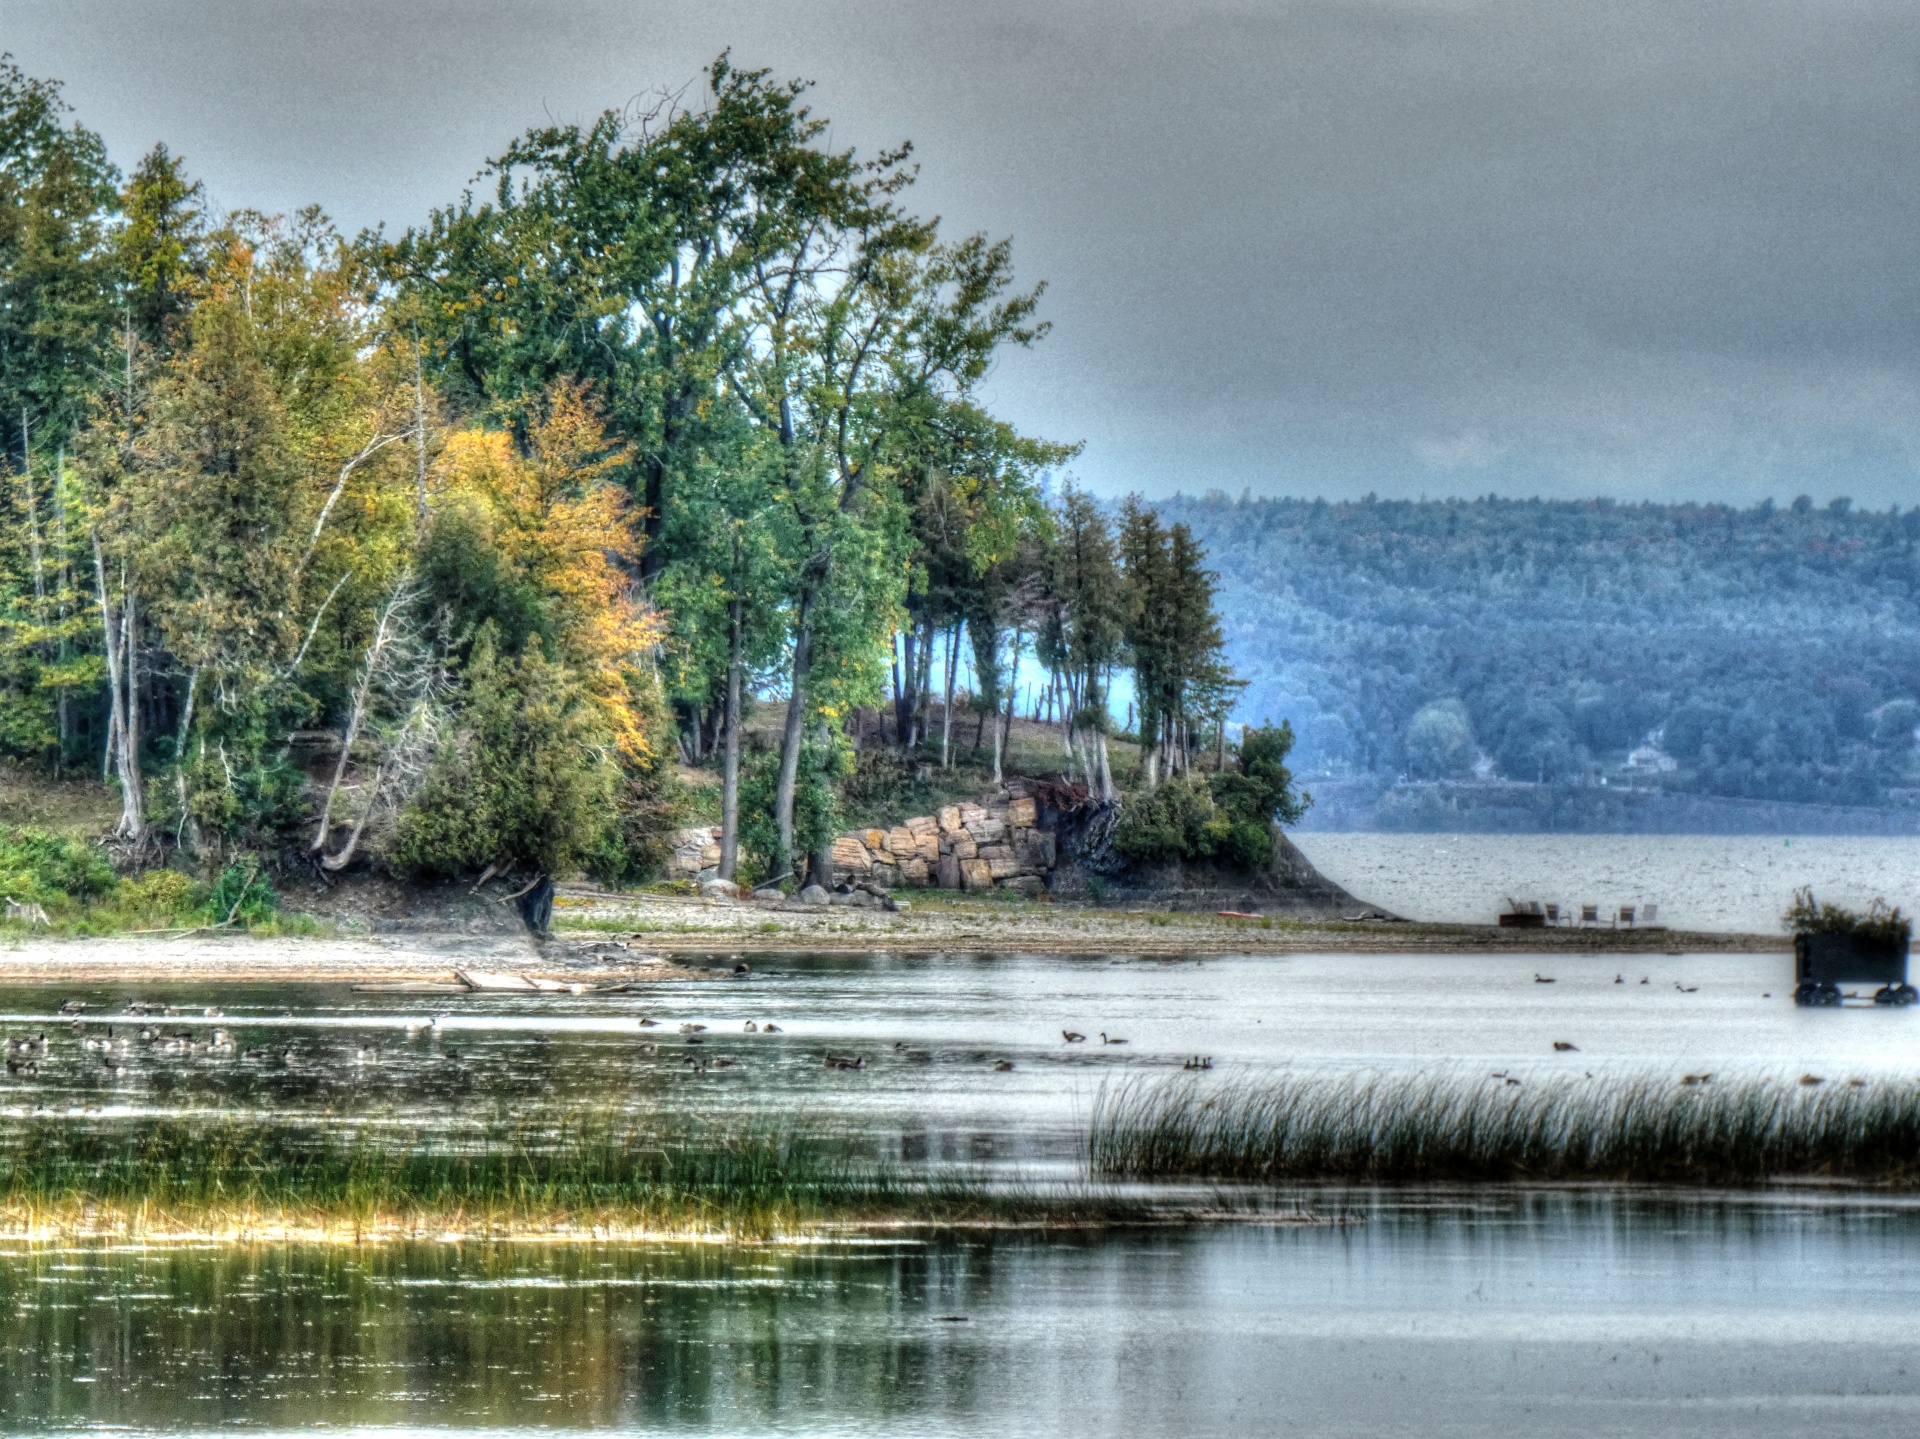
1156,491,1920,832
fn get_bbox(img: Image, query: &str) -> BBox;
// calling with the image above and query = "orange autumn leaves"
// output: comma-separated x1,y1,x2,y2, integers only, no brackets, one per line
431,384,664,763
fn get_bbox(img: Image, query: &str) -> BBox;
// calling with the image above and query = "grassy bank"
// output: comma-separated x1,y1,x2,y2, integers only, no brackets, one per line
0,1114,1130,1241
1090,1072,1920,1186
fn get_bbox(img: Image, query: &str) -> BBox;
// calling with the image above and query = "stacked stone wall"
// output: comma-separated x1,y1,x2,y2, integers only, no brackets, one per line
663,780,1057,893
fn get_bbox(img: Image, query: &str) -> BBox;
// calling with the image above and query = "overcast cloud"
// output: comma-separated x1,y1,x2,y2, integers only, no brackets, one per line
8,0,1918,504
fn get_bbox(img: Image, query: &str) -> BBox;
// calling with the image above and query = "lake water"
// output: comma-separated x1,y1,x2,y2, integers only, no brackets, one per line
4,949,1914,1169
1293,831,1920,932
5,948,1920,1434
7,1191,1920,1436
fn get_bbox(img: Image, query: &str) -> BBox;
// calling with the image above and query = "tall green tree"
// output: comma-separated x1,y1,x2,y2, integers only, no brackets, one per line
0,57,120,454
1037,485,1126,799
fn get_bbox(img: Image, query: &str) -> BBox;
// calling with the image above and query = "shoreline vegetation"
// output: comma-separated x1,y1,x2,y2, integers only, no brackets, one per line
10,1072,1920,1244
0,1115,1164,1243
1090,1072,1920,1187
0,56,1277,920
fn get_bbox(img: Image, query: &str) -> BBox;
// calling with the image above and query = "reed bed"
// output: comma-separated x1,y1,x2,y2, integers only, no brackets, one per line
0,1113,1044,1239
1090,1072,1920,1185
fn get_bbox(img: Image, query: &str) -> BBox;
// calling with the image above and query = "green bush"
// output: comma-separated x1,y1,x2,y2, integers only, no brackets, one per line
115,869,206,918
1112,722,1309,870
1785,887,1911,944
204,860,277,927
1113,775,1214,864
391,627,621,878
738,735,847,883
0,828,116,907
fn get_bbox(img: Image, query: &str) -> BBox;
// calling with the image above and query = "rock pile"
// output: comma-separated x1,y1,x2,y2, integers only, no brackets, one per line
663,782,1058,894
831,785,1056,895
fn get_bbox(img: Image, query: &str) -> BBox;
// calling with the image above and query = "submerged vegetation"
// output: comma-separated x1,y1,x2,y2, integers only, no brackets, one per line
1090,1072,1920,1186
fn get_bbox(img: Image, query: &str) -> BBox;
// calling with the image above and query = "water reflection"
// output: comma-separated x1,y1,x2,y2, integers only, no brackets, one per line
5,1190,1920,1436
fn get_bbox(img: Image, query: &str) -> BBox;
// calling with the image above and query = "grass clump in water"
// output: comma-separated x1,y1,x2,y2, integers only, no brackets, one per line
1090,1071,1920,1186
0,1112,1107,1238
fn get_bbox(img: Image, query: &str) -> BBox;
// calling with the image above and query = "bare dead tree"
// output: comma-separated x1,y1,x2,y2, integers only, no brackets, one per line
297,431,410,580
318,692,442,872
311,574,426,862
91,533,145,844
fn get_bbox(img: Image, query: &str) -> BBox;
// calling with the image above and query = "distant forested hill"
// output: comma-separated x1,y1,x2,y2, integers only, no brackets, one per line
1155,494,1920,815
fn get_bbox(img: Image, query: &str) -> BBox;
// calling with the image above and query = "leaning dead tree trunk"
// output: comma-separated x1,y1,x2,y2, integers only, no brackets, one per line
313,579,416,865
318,694,435,873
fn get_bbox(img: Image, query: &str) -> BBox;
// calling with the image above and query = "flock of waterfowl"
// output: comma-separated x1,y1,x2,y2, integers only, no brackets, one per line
1,987,1193,1093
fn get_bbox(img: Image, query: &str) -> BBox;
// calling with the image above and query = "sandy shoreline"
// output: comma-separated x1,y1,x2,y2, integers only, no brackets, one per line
0,894,1784,983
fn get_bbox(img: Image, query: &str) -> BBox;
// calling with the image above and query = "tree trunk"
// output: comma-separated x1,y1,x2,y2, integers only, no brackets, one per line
52,449,72,771
915,616,934,750
92,538,144,841
772,586,815,884
174,666,199,855
993,626,1022,786
718,597,743,882
900,622,918,752
312,584,406,853
809,718,837,888
940,621,959,769
889,631,904,746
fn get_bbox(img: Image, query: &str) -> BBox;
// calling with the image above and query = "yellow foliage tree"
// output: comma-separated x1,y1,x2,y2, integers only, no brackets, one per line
430,382,665,763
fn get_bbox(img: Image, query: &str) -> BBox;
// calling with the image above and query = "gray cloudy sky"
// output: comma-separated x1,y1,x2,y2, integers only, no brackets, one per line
9,0,1919,504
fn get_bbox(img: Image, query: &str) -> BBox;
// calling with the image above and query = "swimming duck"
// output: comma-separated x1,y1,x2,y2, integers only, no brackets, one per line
1062,1031,1086,1043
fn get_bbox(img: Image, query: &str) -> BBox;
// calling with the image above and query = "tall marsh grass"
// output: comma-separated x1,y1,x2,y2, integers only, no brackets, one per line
1091,1072,1920,1185
0,1113,917,1236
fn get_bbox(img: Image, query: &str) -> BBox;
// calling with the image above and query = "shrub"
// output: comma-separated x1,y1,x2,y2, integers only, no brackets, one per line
0,828,116,907
737,734,847,883
204,860,277,927
115,869,204,918
1112,722,1309,870
1113,775,1214,864
1784,887,1910,944
391,628,621,878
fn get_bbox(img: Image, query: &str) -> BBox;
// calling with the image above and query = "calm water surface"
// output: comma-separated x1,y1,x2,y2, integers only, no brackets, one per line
1295,831,1920,931
4,948,1919,1434
6,1190,1920,1436
0,949,1910,1166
